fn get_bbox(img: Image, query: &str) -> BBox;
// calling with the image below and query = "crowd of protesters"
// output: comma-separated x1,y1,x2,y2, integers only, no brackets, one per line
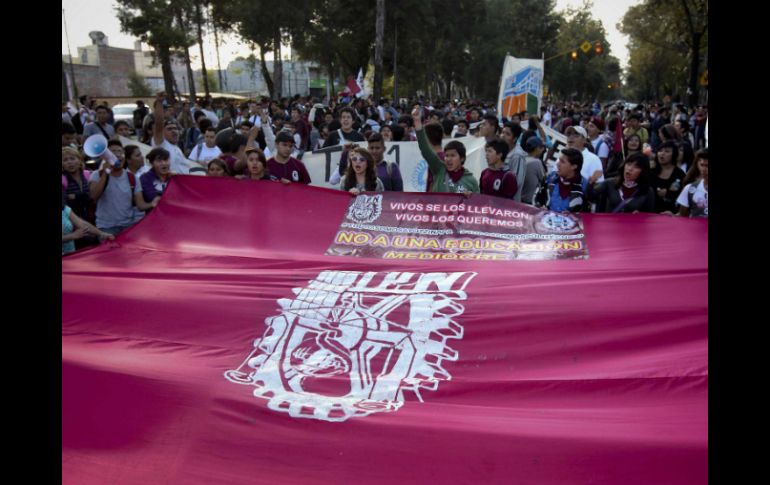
62,91,709,255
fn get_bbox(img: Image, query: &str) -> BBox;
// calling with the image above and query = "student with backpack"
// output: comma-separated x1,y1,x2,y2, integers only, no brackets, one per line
88,139,140,236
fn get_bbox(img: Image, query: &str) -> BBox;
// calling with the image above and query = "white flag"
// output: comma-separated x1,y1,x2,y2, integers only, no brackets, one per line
355,68,365,98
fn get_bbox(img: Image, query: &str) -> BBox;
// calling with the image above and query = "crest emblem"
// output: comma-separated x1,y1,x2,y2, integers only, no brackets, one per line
225,271,476,422
347,194,383,224
537,212,578,232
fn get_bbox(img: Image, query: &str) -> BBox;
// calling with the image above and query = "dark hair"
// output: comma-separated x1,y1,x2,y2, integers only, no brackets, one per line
519,129,537,150
483,115,500,134
456,119,469,129
193,110,207,121
485,138,510,160
444,140,467,163
615,153,651,192
682,147,708,186
339,107,357,119
441,119,455,136
95,104,109,112
107,139,123,149
275,131,295,145
677,119,691,132
391,125,406,141
114,120,130,131
658,124,680,142
343,147,379,191
245,147,268,178
654,140,679,171
625,134,642,152
207,158,231,176
198,118,213,132
561,147,584,173
124,144,141,163
424,122,444,146
147,147,170,163
679,141,695,171
366,132,384,144
397,115,413,127
327,119,342,132
229,133,248,153
62,122,76,135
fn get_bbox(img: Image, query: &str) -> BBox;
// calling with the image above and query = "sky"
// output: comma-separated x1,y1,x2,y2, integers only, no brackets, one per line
62,0,640,71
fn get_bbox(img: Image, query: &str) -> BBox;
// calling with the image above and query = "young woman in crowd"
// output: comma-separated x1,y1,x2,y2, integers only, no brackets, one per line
340,146,384,195
650,140,686,214
238,147,271,180
206,158,231,177
61,147,95,238
588,153,655,213
676,148,708,218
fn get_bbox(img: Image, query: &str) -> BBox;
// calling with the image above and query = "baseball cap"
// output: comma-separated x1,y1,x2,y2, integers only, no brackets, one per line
565,125,588,138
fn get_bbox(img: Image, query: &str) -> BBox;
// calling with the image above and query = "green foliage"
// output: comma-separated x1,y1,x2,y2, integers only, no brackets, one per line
545,2,622,101
619,0,707,103
127,72,153,96
197,70,219,92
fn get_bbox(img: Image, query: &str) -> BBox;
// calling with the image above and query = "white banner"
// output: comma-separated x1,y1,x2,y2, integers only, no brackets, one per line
302,137,487,192
497,55,544,119
118,136,205,175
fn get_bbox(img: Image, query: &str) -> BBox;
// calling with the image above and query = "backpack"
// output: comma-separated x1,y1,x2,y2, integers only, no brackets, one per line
103,170,137,206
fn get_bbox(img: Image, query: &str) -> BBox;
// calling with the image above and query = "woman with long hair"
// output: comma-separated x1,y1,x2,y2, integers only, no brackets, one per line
606,133,642,178
587,153,655,213
677,139,695,174
238,147,270,180
61,147,94,225
123,145,145,175
676,148,708,218
206,158,231,177
340,146,384,195
651,140,686,213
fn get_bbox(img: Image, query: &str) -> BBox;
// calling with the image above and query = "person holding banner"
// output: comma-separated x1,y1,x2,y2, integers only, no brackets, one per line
414,108,479,195
239,147,271,181
339,146,384,195
266,132,311,185
536,148,589,213
587,153,655,214
367,133,403,191
480,139,517,199
134,148,174,212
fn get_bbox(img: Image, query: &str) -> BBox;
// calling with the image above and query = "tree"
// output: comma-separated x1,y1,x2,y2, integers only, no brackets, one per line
544,1,621,101
195,1,211,98
373,0,385,100
127,72,153,96
116,0,192,102
619,0,707,104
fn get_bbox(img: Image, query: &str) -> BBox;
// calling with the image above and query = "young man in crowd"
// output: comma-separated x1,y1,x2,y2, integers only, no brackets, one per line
82,104,115,140
367,132,403,192
189,126,223,165
480,138,517,199
152,93,205,174
266,131,312,184
565,126,604,185
89,139,138,236
454,119,469,138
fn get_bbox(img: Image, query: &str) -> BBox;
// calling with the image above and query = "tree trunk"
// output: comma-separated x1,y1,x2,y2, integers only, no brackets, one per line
195,2,210,97
392,22,398,103
212,13,225,91
259,45,275,99
175,9,196,104
373,0,385,101
273,28,283,99
158,44,176,102
688,31,701,107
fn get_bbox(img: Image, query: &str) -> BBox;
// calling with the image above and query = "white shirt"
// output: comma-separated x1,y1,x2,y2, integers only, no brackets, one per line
189,143,222,163
581,148,605,183
543,111,552,127
676,179,708,216
590,136,610,159
153,137,192,174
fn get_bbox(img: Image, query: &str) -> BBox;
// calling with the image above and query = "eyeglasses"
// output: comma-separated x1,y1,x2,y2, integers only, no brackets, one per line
349,156,368,163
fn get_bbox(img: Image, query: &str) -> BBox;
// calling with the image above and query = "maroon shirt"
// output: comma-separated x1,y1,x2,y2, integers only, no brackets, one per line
266,157,312,184
480,167,518,199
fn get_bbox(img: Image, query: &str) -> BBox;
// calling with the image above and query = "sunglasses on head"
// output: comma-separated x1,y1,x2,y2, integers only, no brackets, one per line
349,156,368,163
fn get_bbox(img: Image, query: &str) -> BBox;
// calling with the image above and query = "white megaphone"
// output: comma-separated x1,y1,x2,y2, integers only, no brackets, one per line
83,134,120,168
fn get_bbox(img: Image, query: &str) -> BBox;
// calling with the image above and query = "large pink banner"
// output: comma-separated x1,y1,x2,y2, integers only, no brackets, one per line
62,176,708,484
327,192,587,261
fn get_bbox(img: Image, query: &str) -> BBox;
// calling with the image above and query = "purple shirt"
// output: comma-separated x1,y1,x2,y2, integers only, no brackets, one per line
375,160,403,191
480,167,518,199
266,157,311,184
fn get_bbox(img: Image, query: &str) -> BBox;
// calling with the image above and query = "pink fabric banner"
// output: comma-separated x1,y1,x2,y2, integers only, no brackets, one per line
62,176,708,484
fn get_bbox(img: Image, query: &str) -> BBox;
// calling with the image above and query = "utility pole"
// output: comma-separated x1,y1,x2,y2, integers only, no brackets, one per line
62,8,79,107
